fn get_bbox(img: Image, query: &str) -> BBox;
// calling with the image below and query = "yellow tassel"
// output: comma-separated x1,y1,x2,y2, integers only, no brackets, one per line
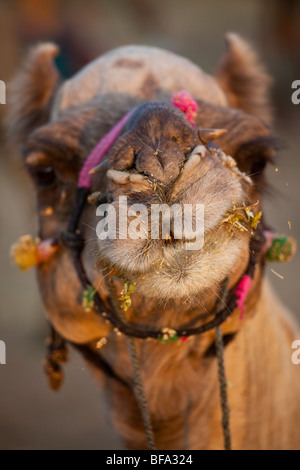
10,235,58,271
10,235,40,271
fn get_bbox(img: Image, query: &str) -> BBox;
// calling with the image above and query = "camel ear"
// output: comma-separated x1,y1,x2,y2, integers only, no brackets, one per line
7,43,61,150
215,33,273,125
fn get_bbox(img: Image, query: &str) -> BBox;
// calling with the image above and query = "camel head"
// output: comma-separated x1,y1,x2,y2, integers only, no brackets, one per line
8,34,275,343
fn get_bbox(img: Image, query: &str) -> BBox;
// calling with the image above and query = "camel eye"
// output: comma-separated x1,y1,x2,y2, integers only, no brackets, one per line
31,166,56,187
250,157,267,178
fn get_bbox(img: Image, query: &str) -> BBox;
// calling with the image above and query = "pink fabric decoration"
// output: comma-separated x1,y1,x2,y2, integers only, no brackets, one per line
78,110,133,189
172,90,199,126
234,274,253,320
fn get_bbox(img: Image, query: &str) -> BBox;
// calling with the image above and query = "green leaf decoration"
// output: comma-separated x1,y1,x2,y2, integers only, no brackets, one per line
82,285,95,312
265,236,297,263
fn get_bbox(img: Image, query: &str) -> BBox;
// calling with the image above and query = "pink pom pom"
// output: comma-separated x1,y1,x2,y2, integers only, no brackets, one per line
172,90,199,126
234,275,253,320
37,239,58,263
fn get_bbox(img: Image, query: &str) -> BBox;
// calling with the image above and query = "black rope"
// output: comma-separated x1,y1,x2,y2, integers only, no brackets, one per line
215,325,231,450
213,277,231,450
125,336,156,450
65,253,253,340
106,277,156,450
67,187,90,233
62,223,252,339
60,187,265,341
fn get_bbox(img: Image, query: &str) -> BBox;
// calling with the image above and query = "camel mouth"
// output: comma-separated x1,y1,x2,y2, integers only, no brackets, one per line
95,213,250,301
94,140,255,300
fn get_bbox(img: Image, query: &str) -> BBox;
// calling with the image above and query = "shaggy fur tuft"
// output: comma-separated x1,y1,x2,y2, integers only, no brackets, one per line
216,33,273,125
6,43,61,149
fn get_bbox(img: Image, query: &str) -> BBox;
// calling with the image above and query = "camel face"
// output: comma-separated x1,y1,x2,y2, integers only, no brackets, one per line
7,38,275,341
9,36,300,452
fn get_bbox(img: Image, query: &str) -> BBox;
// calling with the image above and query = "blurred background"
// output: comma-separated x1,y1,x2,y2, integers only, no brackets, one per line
0,0,299,450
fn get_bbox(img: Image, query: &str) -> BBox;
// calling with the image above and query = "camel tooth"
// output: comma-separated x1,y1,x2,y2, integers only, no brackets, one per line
198,128,227,144
129,173,148,184
190,145,207,157
182,150,204,173
107,169,130,184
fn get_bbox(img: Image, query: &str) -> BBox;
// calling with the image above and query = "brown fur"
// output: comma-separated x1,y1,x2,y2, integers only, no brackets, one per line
7,36,300,449
6,43,61,149
216,33,273,125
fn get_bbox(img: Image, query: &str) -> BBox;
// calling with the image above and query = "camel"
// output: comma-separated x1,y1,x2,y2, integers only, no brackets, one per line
8,34,300,450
